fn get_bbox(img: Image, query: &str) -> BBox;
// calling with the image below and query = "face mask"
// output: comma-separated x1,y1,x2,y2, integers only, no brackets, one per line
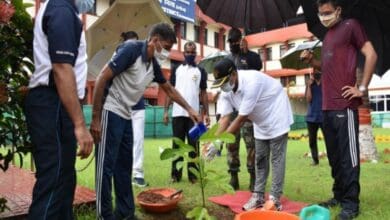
184,54,196,65
75,0,94,14
314,73,321,80
154,41,170,64
221,79,234,92
318,9,340,28
230,44,240,54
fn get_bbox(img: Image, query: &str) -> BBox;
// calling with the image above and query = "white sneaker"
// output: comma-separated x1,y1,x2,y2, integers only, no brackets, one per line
269,195,282,211
242,193,265,211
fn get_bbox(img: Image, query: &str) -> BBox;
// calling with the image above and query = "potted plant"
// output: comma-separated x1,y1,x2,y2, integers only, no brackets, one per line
160,124,235,219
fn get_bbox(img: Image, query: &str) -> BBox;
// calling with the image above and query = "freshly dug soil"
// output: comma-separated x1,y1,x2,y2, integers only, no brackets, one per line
138,192,171,204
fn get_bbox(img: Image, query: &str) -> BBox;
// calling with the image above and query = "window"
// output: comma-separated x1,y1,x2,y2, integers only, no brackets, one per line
214,32,219,48
369,95,390,112
204,28,208,45
288,43,295,49
266,47,272,60
304,74,310,84
280,76,288,87
279,44,288,58
258,48,265,61
194,25,200,43
180,22,187,39
222,35,226,50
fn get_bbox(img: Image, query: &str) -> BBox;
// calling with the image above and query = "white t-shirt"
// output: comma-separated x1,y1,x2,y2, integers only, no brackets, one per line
171,64,207,117
217,70,293,139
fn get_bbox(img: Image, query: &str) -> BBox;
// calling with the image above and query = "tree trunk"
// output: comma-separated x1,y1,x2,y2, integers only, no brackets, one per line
356,68,378,161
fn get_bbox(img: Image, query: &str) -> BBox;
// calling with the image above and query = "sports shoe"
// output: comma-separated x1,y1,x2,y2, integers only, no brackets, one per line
318,198,340,208
132,177,148,187
242,193,265,211
269,195,283,211
338,209,359,220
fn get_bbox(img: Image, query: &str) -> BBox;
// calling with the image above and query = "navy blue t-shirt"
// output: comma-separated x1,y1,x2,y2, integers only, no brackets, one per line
306,83,323,123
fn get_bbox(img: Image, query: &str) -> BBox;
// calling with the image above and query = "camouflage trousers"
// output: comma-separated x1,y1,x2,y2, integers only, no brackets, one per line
227,113,255,174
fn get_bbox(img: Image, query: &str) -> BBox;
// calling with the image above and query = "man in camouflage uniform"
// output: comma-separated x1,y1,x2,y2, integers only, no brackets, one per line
226,28,262,190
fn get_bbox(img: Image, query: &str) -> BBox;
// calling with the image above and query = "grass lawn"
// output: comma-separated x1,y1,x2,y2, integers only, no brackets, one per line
10,129,390,219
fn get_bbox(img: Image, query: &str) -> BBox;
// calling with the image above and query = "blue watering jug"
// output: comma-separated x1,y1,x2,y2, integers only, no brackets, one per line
188,122,207,140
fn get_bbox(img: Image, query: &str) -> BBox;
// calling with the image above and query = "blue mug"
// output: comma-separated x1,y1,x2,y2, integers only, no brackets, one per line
188,122,207,140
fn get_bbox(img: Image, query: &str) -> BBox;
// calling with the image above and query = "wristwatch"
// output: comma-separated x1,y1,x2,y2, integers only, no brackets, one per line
358,85,367,93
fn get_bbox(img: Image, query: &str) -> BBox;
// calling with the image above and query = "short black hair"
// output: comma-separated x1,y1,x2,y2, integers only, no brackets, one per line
228,27,242,43
316,0,341,8
149,23,177,44
184,41,196,50
121,31,138,41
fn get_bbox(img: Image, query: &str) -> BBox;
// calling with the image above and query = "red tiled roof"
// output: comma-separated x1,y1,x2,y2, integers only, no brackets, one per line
265,68,312,77
245,24,313,47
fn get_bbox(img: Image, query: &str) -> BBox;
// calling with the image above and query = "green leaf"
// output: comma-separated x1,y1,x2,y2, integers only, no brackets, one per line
188,167,200,179
186,206,203,219
199,124,219,141
160,148,176,160
218,132,236,143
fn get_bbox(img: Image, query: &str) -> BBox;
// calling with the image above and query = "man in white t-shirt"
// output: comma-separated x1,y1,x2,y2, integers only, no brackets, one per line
163,41,209,183
212,58,293,211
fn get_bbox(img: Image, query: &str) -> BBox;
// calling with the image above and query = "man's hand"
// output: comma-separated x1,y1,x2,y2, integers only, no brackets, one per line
300,50,314,64
188,109,201,124
341,85,364,100
75,125,94,159
307,77,314,86
90,118,102,144
163,111,169,125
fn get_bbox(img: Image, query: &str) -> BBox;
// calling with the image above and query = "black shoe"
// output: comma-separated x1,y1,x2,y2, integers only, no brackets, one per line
338,209,359,220
311,161,319,166
318,198,340,208
132,177,148,187
170,176,181,183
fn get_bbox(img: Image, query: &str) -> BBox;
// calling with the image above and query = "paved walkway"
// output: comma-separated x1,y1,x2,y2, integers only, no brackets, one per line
0,165,95,219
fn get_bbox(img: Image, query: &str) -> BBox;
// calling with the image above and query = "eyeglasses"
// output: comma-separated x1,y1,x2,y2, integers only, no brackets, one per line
317,10,336,16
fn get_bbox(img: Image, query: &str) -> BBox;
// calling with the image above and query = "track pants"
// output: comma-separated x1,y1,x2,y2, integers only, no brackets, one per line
322,109,360,212
96,109,135,220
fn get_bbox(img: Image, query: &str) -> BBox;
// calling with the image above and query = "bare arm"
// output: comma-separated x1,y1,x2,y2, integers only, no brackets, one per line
163,94,172,125
200,89,210,126
300,50,322,70
305,78,314,102
359,41,377,88
90,64,115,143
226,115,248,134
160,81,201,123
342,41,377,100
215,114,231,135
52,63,93,159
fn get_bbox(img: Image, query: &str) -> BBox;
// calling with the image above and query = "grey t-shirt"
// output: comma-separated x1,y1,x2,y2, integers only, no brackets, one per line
104,40,166,119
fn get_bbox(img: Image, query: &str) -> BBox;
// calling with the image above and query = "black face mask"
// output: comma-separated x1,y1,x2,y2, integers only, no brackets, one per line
314,73,321,80
230,44,240,54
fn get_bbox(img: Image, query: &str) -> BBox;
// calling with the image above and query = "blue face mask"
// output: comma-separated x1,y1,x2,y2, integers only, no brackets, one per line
75,0,94,14
184,54,196,65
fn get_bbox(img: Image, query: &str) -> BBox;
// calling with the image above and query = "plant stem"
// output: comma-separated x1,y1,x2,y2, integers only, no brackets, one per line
199,161,206,207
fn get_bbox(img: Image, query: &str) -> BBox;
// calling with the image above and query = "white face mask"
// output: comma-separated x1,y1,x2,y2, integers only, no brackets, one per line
318,9,340,28
221,80,234,92
75,0,94,14
154,41,170,64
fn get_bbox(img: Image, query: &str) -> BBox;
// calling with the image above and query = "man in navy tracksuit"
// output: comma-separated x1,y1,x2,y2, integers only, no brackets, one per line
90,23,200,220
25,0,93,219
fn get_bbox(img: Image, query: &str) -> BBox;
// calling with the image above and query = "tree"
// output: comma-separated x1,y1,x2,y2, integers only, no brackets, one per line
0,0,34,212
356,67,378,162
